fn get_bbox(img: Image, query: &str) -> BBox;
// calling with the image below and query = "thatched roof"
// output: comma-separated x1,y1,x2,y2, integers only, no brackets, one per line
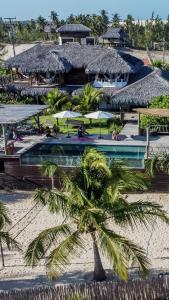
5,43,143,75
111,67,169,107
5,83,54,97
86,49,135,75
5,44,72,73
134,108,169,117
44,25,57,33
57,24,91,33
102,27,128,39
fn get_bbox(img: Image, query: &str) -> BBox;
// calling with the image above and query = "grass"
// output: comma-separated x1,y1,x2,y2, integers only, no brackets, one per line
40,115,113,135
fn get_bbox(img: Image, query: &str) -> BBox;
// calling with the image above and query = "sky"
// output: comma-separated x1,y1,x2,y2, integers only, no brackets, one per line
1,0,169,21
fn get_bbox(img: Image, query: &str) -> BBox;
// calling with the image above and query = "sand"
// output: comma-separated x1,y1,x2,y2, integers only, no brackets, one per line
0,191,169,290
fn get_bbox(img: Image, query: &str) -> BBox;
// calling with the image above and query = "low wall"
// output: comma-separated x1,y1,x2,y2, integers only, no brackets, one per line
0,277,169,300
1,157,169,192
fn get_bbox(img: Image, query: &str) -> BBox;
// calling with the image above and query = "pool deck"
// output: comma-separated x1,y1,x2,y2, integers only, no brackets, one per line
0,122,169,157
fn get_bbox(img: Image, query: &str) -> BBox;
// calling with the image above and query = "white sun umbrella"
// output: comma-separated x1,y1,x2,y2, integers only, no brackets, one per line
53,110,82,137
85,111,113,139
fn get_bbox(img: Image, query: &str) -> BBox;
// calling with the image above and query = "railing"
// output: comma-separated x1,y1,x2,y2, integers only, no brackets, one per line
148,146,169,158
149,125,169,134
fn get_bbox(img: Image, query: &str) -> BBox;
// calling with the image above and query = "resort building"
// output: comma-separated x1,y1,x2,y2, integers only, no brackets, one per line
57,24,95,46
101,27,129,47
4,43,143,94
4,42,169,110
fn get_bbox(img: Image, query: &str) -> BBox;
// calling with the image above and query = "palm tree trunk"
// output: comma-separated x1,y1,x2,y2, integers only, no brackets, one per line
0,237,5,268
91,232,106,281
51,176,55,189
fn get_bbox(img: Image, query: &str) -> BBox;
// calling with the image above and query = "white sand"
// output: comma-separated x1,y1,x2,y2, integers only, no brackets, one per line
0,191,169,290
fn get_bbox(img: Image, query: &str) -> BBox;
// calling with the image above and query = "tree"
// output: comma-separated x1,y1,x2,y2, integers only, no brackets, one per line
125,15,134,46
46,89,69,113
72,84,104,113
36,16,46,31
25,149,169,281
0,202,20,268
100,10,109,33
112,14,120,28
50,11,60,27
41,161,61,189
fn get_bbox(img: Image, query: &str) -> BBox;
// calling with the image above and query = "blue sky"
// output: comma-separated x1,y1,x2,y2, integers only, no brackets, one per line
1,0,169,21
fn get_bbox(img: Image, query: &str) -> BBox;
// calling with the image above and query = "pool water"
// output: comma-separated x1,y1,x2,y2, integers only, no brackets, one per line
20,143,146,169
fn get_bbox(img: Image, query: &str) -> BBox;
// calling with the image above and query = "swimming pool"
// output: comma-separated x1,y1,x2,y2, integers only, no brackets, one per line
20,143,146,169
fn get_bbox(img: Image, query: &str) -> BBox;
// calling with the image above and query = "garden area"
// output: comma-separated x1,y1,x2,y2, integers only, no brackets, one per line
40,114,123,136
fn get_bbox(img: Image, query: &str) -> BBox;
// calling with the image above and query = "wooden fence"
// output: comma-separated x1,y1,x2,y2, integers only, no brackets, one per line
0,276,169,300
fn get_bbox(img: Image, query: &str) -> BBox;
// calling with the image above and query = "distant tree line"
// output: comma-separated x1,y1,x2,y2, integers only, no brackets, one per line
0,11,169,49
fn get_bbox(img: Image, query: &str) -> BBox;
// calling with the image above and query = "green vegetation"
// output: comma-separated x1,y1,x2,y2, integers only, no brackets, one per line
43,84,114,135
45,89,69,114
45,85,106,114
152,59,169,71
72,84,105,113
1,12,169,49
0,201,20,267
140,95,169,129
145,153,169,177
40,114,122,135
25,149,169,281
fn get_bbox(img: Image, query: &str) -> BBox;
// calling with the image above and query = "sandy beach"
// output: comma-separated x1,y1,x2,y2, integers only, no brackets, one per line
0,191,169,290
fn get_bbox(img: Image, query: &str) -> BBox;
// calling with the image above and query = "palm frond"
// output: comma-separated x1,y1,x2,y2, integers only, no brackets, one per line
111,199,169,228
98,226,150,280
25,223,72,267
0,231,21,251
145,156,159,177
110,160,149,192
41,161,60,178
0,202,11,230
46,230,84,279
34,188,69,215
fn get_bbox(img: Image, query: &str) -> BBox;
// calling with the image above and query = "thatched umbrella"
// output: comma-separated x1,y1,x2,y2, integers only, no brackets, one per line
53,110,82,137
85,111,113,139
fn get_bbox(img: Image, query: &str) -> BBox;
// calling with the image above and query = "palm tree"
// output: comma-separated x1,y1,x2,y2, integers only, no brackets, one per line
36,16,46,31
0,202,20,268
46,89,69,114
25,149,169,281
50,11,60,27
145,153,169,177
41,161,61,189
73,84,104,113
112,14,120,28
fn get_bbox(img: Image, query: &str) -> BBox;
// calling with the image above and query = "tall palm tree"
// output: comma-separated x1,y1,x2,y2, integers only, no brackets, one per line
0,202,20,268
50,11,60,27
46,89,69,114
25,150,169,281
73,84,104,113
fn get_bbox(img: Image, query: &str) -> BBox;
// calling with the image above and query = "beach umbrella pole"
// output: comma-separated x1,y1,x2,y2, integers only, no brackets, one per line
66,119,70,138
98,121,103,139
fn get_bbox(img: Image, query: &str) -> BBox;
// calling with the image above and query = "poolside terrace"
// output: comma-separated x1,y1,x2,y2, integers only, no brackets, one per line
1,125,169,158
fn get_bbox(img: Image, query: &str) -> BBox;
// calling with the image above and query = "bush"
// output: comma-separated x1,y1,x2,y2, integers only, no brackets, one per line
140,95,169,128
